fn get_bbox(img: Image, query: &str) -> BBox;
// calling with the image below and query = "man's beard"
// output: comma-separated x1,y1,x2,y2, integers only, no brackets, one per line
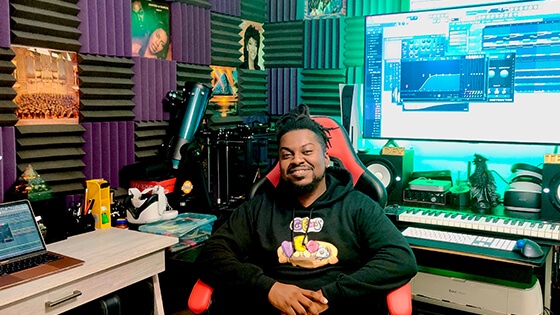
285,172,325,196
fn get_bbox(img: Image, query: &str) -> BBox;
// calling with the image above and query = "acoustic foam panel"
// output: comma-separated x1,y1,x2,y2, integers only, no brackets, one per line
176,62,213,91
82,121,134,186
343,16,365,68
16,124,86,194
267,68,300,115
300,68,346,116
210,0,238,15
0,0,9,48
10,0,81,52
79,54,135,121
78,0,130,57
263,21,304,69
171,2,211,65
132,120,168,162
269,0,301,22
210,12,243,67
187,0,211,10
132,57,176,122
0,48,17,125
241,0,267,23
238,68,268,116
0,126,16,202
304,18,342,69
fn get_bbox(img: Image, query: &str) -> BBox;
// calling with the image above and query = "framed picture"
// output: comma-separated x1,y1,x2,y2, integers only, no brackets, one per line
11,45,79,125
209,65,238,116
131,0,172,60
239,21,264,70
305,0,346,19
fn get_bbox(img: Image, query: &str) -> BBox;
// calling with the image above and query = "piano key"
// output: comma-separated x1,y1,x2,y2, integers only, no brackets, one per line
552,224,560,240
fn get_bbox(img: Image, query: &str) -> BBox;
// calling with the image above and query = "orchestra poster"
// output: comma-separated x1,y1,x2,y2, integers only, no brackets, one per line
11,45,79,125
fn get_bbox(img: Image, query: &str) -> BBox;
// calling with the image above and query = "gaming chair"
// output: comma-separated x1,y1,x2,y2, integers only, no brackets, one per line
188,116,412,315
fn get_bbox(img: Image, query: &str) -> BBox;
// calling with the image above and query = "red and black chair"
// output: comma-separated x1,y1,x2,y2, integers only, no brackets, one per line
188,116,412,315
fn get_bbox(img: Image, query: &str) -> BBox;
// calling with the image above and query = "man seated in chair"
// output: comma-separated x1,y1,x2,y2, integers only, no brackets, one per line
194,104,417,315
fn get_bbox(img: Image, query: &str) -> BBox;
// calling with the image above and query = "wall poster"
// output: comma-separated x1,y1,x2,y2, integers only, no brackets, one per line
131,0,172,60
239,21,264,71
305,0,346,18
209,66,238,117
11,45,79,125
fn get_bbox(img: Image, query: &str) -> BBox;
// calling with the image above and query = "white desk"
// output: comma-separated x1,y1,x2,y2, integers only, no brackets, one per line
0,228,178,314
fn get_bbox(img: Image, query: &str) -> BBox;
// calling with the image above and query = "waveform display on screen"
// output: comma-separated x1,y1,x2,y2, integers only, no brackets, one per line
363,0,560,144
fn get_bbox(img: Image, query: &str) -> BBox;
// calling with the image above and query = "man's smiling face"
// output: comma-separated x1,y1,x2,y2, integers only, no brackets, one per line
279,129,329,195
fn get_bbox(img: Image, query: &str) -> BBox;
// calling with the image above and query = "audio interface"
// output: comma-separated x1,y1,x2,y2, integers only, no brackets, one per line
403,188,448,206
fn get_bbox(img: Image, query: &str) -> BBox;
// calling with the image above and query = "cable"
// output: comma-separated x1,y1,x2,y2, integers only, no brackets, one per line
490,169,509,185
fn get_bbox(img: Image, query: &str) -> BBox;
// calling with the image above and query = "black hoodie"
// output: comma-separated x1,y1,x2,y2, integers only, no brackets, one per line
195,166,417,314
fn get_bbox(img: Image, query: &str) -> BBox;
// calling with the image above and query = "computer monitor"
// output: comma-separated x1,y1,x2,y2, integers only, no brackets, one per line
363,0,560,145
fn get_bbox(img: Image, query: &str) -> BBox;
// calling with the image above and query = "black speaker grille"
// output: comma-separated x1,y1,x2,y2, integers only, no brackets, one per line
541,163,560,222
358,151,414,203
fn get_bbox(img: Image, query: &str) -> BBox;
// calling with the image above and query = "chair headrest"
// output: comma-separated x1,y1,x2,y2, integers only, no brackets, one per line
249,116,388,207
312,116,364,186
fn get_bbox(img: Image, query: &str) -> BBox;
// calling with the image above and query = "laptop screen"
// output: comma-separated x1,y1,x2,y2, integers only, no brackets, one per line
0,200,46,261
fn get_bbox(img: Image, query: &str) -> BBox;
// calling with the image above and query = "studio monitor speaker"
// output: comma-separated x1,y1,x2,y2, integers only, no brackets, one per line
358,151,414,203
541,163,560,222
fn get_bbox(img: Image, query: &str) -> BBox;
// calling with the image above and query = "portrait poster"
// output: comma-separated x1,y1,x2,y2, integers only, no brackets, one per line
305,0,346,19
239,21,264,70
11,45,79,125
131,0,172,60
209,66,238,117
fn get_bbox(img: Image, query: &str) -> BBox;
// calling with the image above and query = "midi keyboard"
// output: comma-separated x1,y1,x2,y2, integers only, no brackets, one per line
393,205,560,241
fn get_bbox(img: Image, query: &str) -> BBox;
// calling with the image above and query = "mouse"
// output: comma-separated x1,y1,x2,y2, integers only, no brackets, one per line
513,238,544,258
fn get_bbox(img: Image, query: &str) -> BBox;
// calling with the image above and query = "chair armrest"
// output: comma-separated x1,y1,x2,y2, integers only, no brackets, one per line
187,278,411,315
386,282,412,315
188,279,214,314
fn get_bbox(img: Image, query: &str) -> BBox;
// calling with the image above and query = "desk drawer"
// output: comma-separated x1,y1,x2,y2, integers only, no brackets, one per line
0,251,164,314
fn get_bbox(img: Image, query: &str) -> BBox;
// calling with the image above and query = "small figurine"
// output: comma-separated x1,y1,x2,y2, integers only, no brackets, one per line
11,164,52,201
469,154,499,210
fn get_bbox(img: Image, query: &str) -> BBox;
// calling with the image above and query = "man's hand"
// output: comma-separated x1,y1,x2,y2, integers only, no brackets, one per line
268,282,329,315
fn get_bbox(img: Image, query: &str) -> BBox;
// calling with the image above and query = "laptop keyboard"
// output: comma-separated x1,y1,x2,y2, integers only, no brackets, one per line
0,253,62,275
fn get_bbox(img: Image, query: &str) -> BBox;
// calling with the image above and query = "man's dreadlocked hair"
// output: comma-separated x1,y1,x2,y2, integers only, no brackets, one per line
275,104,334,152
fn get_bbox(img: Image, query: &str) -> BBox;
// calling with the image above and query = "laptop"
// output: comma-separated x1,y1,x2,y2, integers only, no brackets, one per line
0,199,84,289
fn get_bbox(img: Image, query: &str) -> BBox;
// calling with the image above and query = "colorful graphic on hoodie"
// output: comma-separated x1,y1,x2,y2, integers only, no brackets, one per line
277,216,339,268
